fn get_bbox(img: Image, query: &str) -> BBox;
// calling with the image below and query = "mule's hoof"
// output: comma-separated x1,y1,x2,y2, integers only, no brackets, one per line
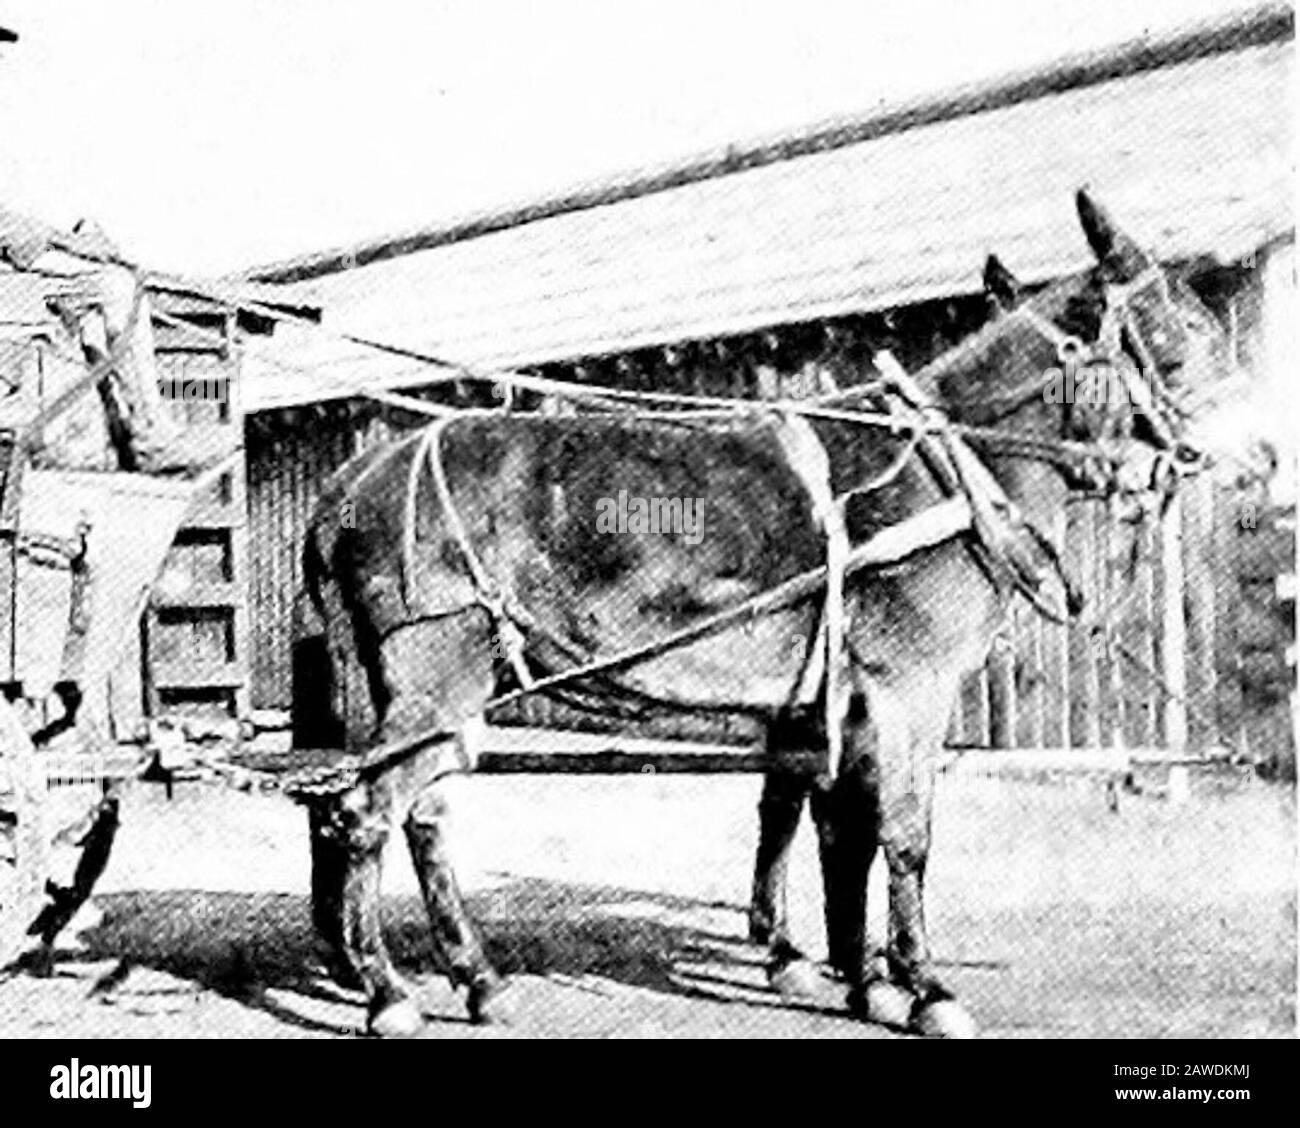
768,958,824,1001
913,999,979,1039
16,943,57,979
467,973,515,1026
368,997,424,1039
849,980,914,1029
310,952,364,993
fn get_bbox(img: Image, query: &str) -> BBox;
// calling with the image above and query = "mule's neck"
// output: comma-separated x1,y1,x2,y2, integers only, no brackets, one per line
913,307,1083,542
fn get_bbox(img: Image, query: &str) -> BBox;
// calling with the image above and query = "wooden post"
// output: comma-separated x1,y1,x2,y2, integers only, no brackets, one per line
1160,493,1189,752
1040,506,1070,747
224,311,252,722
987,620,1016,749
958,668,990,748
1095,504,1124,750
1181,473,1219,751
1015,601,1045,749
1121,518,1159,748
1067,500,1102,748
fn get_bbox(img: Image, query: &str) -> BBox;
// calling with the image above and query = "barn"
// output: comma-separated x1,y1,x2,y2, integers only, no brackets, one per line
141,4,1293,767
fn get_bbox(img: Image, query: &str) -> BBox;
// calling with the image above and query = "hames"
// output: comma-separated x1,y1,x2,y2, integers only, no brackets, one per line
49,1060,151,1108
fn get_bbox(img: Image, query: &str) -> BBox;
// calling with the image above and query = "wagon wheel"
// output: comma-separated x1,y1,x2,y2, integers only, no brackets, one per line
0,697,122,970
0,696,49,967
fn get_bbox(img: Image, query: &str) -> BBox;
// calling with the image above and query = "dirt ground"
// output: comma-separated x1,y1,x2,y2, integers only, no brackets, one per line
0,767,1294,1039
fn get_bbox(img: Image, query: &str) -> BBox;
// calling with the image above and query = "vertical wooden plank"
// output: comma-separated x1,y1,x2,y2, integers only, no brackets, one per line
1149,507,1169,747
1212,482,1244,751
945,697,964,747
1181,473,1218,751
224,315,252,720
987,621,1016,749
247,432,269,707
1160,494,1189,751
1119,518,1159,748
1095,504,1124,750
1038,506,1070,748
1014,600,1044,749
958,668,990,748
107,605,145,741
1039,619,1068,748
1067,500,1101,748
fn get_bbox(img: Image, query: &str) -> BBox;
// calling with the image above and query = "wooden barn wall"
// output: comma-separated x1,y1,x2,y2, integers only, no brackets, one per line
244,258,1294,755
245,410,367,711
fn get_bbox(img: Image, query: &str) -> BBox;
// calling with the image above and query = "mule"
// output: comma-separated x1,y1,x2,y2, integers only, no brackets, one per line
294,191,1232,1037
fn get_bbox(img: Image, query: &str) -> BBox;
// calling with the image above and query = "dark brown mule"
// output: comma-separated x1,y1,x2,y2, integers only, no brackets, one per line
747,193,1231,1032
294,191,1231,1037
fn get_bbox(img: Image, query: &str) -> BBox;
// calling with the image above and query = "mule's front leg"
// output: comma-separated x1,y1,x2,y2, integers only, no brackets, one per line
847,677,976,1038
876,747,977,1039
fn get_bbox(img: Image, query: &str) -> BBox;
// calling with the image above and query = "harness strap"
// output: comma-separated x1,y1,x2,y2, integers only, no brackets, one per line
880,355,1083,623
769,412,851,782
414,419,535,691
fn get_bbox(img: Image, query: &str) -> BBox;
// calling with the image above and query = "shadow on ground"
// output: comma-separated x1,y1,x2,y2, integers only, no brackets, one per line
28,876,839,1036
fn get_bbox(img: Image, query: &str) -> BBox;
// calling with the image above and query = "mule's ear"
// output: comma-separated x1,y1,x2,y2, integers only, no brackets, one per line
1076,188,1151,280
983,254,1022,308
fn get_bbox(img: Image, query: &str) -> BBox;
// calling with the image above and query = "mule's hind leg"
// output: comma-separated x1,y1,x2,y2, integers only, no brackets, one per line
376,613,505,1025
810,755,919,1028
751,710,828,999
330,778,424,1037
809,753,878,983
306,802,360,990
751,710,826,948
749,769,808,949
405,776,510,1024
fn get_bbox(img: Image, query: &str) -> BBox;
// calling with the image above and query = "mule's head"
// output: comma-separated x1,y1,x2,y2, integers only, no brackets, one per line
978,192,1236,505
1075,189,1232,413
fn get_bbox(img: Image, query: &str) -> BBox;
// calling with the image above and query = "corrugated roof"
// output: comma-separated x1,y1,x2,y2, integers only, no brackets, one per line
240,6,1294,410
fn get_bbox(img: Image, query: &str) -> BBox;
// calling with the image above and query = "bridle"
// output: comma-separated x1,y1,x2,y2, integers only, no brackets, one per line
950,263,1206,500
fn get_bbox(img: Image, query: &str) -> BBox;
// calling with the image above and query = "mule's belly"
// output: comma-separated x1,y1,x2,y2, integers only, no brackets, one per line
607,607,815,711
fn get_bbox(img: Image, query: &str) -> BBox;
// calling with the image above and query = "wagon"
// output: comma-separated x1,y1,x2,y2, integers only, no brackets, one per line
0,434,225,966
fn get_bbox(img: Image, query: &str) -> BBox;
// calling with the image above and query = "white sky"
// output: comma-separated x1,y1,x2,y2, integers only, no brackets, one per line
0,0,1277,276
